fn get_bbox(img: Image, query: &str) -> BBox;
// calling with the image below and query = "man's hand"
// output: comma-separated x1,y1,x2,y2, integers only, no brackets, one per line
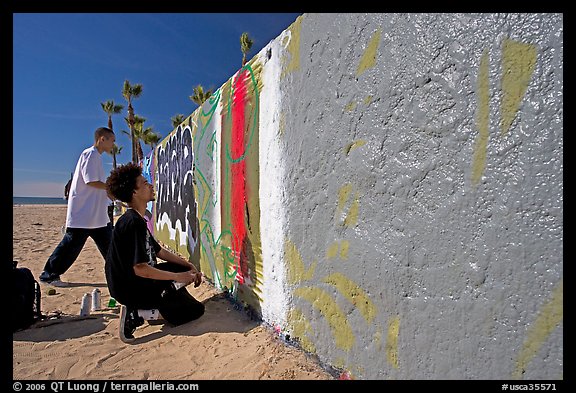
186,263,202,287
193,272,202,288
174,271,195,286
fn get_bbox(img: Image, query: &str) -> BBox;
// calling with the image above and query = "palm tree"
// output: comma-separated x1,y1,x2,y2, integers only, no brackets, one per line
122,115,161,162
100,100,124,130
189,85,213,106
171,114,185,129
100,100,124,168
122,80,143,163
240,32,253,66
123,115,147,163
111,144,123,169
142,128,162,150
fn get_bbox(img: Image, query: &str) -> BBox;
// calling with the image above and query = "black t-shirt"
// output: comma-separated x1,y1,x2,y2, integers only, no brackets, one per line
105,209,162,307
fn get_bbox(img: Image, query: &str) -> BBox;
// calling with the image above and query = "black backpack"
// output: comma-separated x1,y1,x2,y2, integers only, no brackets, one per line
12,261,43,332
64,172,73,200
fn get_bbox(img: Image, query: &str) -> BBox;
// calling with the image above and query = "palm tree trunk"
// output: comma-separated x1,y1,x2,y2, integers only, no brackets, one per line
128,103,137,163
137,141,144,163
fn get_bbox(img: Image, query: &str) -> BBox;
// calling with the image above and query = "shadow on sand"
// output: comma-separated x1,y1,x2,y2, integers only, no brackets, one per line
12,293,259,344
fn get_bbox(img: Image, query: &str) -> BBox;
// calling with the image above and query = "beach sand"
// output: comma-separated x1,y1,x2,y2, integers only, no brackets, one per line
13,204,334,380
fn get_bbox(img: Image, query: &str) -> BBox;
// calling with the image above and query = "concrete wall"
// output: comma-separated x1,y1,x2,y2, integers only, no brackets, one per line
151,13,563,380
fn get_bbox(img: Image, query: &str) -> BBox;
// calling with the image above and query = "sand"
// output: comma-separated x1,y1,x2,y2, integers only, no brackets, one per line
12,204,334,380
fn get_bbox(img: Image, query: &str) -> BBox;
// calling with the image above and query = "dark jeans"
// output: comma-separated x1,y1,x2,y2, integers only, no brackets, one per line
43,223,113,276
131,263,205,326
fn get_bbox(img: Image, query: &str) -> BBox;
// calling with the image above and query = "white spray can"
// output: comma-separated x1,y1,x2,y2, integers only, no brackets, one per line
80,293,91,316
91,288,101,311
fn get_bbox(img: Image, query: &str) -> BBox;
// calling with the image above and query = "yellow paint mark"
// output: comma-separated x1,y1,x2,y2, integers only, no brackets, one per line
343,193,359,227
285,239,316,284
281,16,303,80
344,140,367,156
334,358,346,369
279,112,286,137
356,29,381,77
337,184,353,217
327,241,349,260
323,272,377,323
340,240,349,259
345,101,357,112
471,49,490,186
363,95,373,105
327,242,339,259
386,316,400,369
500,39,537,136
287,309,316,353
513,279,563,379
294,286,355,350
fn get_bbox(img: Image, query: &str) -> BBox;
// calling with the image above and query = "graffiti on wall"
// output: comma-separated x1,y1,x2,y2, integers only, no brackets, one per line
183,61,265,315
154,125,197,260
142,150,155,234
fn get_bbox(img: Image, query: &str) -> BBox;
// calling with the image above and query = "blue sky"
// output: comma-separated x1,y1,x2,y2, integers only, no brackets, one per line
13,13,302,197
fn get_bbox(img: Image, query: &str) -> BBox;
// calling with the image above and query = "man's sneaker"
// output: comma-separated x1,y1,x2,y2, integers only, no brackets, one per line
119,305,145,343
39,271,61,284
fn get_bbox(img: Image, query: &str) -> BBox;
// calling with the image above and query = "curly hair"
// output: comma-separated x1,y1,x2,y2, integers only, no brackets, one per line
106,162,142,203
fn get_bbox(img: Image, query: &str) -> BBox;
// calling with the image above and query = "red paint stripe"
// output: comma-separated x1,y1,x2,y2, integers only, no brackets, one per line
230,70,248,284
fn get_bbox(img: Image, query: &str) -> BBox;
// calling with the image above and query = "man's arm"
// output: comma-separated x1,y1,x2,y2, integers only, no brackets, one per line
133,263,196,285
86,180,107,190
86,180,116,201
156,248,202,287
86,180,114,200
157,248,198,272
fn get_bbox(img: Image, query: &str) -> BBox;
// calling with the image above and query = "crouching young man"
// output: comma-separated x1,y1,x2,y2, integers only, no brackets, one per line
105,162,204,342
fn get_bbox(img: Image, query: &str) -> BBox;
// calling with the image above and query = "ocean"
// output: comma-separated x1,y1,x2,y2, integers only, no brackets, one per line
13,196,68,205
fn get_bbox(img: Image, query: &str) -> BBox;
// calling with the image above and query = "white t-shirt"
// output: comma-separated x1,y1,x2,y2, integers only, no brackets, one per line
66,146,111,228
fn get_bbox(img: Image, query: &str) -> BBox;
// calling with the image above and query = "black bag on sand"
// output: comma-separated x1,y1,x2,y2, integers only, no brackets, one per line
12,261,43,332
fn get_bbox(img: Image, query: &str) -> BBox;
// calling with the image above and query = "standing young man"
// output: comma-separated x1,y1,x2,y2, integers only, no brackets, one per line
105,162,204,342
39,127,116,285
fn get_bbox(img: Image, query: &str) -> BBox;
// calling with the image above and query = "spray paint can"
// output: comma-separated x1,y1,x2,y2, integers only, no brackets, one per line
80,293,91,316
91,288,101,311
